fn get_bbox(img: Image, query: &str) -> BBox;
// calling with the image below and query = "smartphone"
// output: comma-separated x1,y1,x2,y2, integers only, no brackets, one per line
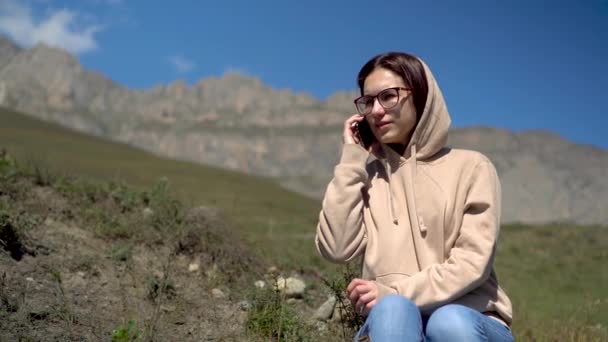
356,119,376,149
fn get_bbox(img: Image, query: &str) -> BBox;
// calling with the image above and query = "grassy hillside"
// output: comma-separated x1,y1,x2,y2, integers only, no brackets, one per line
496,224,607,339
0,106,323,268
1,107,606,340
0,152,284,341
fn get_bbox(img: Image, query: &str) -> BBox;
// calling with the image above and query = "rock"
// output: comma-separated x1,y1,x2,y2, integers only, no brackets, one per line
314,321,327,332
332,305,343,322
26,277,34,282
238,300,252,311
314,296,336,321
65,273,87,288
160,304,176,312
267,266,279,275
142,207,154,218
275,276,306,298
77,271,85,278
188,263,199,272
238,310,249,324
254,280,265,289
211,288,226,299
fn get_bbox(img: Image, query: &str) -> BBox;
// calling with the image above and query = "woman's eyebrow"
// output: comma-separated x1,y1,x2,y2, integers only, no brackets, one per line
363,86,398,96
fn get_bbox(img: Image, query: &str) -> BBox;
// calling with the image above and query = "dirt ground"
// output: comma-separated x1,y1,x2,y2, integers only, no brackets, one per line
1,214,258,341
0,159,353,342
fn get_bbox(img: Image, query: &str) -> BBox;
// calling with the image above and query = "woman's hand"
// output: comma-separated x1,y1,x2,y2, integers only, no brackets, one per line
343,114,381,153
343,114,365,145
346,278,378,317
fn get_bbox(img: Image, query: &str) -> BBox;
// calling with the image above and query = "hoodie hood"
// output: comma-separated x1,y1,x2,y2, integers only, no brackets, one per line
409,58,452,159
378,58,452,162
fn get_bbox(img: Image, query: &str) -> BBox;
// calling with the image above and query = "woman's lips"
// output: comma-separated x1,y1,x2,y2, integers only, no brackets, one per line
376,121,391,129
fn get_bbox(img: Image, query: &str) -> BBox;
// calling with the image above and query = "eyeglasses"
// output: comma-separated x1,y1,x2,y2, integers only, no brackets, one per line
353,87,411,115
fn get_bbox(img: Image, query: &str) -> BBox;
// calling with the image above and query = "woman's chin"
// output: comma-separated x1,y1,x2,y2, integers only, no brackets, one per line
378,135,399,145
378,131,409,146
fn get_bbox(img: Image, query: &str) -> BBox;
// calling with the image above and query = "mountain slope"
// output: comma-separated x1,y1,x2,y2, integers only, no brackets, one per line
0,35,606,224
0,106,322,266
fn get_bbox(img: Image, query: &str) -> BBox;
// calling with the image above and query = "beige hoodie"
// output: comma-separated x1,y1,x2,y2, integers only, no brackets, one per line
315,59,513,326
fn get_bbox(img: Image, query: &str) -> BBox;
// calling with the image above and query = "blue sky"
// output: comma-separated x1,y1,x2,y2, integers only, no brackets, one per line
1,0,607,148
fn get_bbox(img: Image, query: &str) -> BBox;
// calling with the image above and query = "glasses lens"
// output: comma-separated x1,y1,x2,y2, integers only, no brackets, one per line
378,88,399,109
355,97,372,114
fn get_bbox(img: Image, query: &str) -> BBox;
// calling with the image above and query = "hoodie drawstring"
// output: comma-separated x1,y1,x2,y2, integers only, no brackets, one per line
406,143,423,271
409,144,427,234
383,143,424,232
384,159,398,225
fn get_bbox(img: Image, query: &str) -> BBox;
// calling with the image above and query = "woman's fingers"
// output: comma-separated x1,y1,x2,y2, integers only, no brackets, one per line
348,284,368,304
346,278,366,293
349,280,379,316
347,279,370,301
347,280,380,315
343,114,365,145
362,299,377,316
357,290,376,306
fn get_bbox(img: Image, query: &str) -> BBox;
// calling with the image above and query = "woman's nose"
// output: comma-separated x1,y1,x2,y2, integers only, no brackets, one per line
369,98,386,117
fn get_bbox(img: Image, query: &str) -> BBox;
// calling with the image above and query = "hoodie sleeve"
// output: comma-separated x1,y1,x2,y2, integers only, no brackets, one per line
315,143,370,263
375,159,501,311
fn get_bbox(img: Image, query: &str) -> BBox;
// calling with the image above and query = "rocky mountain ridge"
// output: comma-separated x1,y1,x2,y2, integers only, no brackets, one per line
0,35,606,224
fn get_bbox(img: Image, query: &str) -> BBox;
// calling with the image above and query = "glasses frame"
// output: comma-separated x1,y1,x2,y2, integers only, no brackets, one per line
353,87,411,115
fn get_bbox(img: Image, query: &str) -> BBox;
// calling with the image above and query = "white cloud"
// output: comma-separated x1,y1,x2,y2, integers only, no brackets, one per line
169,55,196,73
0,0,102,55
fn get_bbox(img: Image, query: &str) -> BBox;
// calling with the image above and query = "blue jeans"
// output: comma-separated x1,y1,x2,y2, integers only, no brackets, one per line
354,294,513,341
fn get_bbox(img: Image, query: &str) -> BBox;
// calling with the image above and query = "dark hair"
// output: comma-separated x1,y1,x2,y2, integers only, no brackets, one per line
357,52,428,122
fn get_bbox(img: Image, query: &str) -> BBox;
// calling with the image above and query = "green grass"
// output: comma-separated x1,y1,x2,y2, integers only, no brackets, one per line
497,224,607,340
246,285,310,341
1,107,606,340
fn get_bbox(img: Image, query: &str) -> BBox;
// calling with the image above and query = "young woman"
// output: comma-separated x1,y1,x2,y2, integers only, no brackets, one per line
315,52,514,341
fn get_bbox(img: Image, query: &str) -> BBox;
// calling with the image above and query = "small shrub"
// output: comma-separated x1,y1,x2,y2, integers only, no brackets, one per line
108,243,132,263
111,320,140,342
145,273,176,301
319,264,364,340
108,181,140,214
144,178,184,233
85,206,133,240
246,283,308,341
0,272,19,313
50,270,77,325
53,177,83,199
0,150,19,181
32,164,54,187
70,254,97,273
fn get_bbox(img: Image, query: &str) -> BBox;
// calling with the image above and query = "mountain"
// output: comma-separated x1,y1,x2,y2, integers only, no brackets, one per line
0,34,606,224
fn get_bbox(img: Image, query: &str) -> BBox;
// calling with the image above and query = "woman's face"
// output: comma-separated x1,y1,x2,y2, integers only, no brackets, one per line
362,67,417,146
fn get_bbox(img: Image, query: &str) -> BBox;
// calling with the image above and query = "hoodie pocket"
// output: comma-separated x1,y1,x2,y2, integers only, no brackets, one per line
375,272,411,288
